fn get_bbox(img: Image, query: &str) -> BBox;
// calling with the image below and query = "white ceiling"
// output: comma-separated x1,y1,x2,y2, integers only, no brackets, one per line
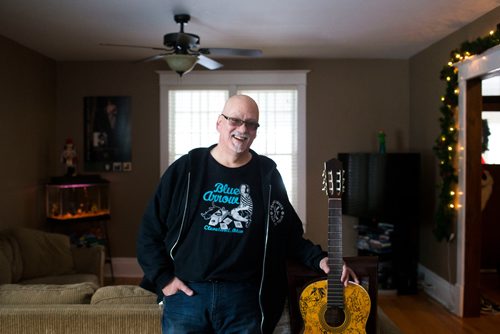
0,0,499,62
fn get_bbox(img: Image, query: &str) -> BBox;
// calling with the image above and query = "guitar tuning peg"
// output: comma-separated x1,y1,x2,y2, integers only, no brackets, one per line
342,170,346,192
322,169,328,195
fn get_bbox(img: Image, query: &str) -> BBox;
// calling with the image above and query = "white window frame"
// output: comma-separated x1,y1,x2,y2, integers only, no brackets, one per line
158,70,308,223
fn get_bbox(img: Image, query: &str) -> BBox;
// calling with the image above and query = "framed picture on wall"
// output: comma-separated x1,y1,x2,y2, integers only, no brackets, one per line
84,96,132,172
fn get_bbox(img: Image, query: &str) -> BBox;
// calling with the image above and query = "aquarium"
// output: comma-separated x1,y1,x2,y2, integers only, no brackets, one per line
46,175,110,221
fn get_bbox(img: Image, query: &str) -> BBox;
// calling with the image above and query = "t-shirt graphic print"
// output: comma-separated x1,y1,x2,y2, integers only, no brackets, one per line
201,183,254,232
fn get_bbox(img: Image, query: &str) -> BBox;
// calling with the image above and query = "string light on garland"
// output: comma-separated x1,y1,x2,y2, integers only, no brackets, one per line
432,23,500,242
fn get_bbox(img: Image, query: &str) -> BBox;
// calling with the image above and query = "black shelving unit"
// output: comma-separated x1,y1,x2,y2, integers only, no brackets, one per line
339,152,420,294
48,215,114,281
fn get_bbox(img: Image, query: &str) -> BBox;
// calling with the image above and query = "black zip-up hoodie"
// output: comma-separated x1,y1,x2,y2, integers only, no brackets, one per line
137,145,326,333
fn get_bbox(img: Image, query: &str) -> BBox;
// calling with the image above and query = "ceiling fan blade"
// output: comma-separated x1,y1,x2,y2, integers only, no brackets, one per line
197,54,224,70
135,53,169,63
100,43,168,52
199,48,263,57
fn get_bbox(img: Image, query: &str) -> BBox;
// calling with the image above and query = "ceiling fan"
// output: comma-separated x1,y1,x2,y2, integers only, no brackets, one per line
101,14,263,76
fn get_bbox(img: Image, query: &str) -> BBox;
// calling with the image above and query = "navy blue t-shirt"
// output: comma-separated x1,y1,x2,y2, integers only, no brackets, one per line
173,154,265,283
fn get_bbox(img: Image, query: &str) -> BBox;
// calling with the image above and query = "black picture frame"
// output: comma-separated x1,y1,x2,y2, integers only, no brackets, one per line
84,96,132,172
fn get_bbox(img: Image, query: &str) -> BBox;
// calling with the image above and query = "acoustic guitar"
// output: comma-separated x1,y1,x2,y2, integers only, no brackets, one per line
299,158,371,333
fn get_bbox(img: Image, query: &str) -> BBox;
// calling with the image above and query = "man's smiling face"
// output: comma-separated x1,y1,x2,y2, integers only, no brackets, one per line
216,96,259,154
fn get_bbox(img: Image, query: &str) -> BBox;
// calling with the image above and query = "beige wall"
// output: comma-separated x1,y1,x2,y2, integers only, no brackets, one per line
53,61,162,256
0,35,56,230
409,6,500,282
54,59,409,257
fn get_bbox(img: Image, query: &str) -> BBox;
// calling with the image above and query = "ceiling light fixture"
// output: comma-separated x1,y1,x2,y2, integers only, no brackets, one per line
164,54,198,76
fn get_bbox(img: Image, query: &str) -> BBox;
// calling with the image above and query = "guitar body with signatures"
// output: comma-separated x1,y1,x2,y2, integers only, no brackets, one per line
300,280,370,333
299,158,370,333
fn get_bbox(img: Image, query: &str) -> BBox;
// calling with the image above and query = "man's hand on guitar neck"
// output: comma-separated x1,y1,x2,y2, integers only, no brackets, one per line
319,257,360,287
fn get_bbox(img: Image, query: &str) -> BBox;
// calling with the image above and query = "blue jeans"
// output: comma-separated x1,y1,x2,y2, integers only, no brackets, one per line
162,281,262,334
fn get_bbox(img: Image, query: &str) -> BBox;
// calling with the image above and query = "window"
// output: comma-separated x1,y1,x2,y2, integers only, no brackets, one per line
482,76,500,164
159,71,308,223
235,89,298,204
482,112,500,164
168,90,228,163
482,76,500,96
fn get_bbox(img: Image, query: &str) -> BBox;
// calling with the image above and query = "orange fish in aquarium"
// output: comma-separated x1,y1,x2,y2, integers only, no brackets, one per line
46,175,110,221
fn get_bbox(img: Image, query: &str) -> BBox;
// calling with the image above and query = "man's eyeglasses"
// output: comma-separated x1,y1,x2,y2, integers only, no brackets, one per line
220,114,260,131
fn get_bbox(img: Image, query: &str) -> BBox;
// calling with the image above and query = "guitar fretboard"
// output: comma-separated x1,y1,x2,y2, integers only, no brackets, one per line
327,197,344,308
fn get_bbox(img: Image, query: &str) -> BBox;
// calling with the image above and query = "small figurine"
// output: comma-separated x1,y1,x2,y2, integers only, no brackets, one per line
61,138,78,176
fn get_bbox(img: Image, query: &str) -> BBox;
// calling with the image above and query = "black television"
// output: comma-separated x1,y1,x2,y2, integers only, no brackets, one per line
338,153,420,220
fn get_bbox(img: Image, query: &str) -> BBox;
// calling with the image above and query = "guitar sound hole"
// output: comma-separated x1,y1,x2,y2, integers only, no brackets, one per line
324,306,345,327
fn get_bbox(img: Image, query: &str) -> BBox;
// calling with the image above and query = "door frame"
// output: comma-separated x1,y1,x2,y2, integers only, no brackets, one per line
455,45,500,317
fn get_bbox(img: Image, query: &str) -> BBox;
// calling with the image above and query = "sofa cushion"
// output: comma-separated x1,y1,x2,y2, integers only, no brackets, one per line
0,282,98,305
91,285,157,305
12,228,74,279
0,233,23,282
20,273,100,287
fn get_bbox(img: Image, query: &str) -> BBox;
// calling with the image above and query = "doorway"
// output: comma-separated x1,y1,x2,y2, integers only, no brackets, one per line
479,76,500,314
456,45,500,317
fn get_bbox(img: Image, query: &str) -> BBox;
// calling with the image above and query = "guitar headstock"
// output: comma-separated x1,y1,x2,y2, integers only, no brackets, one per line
322,158,345,199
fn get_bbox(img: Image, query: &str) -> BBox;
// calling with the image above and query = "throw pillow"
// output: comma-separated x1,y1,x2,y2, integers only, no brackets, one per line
0,282,98,304
91,285,157,305
12,228,74,279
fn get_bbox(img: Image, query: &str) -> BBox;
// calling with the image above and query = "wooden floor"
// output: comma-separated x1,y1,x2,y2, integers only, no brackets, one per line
379,293,500,334
378,272,500,334
108,274,500,334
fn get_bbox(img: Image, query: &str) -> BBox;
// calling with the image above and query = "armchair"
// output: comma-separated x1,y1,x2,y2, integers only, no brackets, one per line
0,227,104,287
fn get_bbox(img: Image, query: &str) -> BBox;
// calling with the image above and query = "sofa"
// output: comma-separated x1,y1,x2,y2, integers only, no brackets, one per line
0,227,104,287
0,284,162,334
0,283,400,334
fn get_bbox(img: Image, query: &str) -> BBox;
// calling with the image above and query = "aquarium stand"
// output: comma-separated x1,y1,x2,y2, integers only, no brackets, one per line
45,175,114,281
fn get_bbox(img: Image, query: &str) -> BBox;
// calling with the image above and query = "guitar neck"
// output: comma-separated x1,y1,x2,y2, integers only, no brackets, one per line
300,159,371,332
327,197,344,308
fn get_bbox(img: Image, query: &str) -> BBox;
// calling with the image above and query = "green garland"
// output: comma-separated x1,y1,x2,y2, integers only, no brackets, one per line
433,24,500,242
